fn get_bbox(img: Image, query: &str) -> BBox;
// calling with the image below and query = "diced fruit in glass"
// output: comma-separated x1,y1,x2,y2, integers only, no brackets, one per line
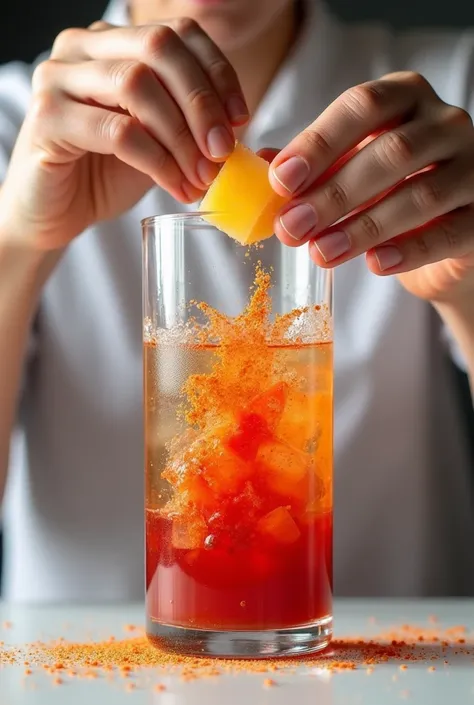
199,143,289,245
256,506,301,545
202,446,254,496
247,381,289,431
172,514,207,550
257,440,312,502
297,473,328,522
226,411,270,461
277,389,321,450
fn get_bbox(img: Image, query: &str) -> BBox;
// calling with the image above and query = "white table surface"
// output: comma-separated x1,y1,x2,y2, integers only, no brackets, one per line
1,599,473,704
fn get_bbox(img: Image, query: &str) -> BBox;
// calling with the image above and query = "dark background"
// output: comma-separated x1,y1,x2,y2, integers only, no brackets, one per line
0,1,473,591
1,0,474,64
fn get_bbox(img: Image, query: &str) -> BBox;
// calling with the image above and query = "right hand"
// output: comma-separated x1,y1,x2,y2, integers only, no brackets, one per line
0,19,248,250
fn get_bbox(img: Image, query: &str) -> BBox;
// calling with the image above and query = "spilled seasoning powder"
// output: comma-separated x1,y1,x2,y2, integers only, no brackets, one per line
0,621,473,683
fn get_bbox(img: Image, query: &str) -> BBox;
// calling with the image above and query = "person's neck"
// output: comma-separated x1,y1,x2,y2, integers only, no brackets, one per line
227,5,299,133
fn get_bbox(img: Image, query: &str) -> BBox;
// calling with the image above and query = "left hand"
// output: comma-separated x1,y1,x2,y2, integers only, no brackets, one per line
268,71,474,305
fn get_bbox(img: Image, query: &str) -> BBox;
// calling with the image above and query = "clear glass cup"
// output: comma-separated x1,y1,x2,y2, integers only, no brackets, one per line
142,213,333,658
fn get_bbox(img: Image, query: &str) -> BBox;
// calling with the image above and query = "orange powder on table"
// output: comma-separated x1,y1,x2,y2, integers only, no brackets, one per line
1,622,472,684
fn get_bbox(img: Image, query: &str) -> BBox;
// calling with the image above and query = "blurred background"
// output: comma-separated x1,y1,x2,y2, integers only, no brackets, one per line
1,0,473,593
2,0,474,64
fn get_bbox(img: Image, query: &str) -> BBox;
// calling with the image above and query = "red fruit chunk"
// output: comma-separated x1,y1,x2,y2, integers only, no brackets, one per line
247,382,289,431
227,412,270,461
180,548,254,589
181,474,215,509
257,507,301,545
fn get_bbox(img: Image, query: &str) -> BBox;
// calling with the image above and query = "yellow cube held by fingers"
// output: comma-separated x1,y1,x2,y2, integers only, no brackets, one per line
199,143,289,245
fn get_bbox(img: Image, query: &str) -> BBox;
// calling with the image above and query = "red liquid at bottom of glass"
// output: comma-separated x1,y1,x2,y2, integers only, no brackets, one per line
146,510,332,631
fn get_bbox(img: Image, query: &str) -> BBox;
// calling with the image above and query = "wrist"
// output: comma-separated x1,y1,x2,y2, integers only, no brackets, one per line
0,229,62,295
434,295,474,385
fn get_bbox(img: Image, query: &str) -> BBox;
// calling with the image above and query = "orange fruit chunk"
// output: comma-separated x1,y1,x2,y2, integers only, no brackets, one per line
277,389,321,450
202,446,254,496
199,142,289,245
257,507,301,545
172,514,207,550
247,381,289,431
257,440,311,502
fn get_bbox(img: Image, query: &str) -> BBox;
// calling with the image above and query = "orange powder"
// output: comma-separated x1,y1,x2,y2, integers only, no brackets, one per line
1,622,472,683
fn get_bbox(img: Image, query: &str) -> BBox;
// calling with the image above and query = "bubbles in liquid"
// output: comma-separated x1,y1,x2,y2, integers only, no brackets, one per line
204,535,216,550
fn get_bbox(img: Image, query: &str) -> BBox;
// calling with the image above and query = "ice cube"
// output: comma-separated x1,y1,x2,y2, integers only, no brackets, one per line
172,514,207,550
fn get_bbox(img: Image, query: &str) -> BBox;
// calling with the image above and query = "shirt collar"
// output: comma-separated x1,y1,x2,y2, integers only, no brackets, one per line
245,1,337,149
103,0,128,25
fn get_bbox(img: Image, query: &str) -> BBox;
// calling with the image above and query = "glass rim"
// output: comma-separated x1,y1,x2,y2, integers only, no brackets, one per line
141,211,221,228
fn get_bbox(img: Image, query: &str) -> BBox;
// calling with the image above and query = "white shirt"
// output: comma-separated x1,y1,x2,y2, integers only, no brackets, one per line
1,0,474,602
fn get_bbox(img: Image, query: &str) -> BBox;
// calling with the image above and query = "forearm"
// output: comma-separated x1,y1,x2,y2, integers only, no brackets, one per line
0,234,59,501
435,297,474,400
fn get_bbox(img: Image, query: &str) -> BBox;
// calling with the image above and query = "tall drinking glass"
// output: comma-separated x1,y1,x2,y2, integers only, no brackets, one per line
142,213,333,658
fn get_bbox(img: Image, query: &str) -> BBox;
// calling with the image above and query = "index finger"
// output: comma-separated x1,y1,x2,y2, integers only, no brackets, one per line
164,18,249,126
269,72,434,197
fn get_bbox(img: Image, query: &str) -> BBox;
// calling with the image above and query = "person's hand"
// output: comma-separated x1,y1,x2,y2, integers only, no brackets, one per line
0,19,248,250
268,72,474,305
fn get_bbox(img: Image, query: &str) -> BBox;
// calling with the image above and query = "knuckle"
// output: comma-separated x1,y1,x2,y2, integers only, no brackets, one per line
442,105,473,128
411,177,444,213
32,59,57,92
112,60,152,96
401,70,431,91
52,27,82,54
103,113,137,148
413,233,432,258
172,17,199,36
322,180,349,214
354,212,383,244
171,119,193,149
153,145,171,174
29,90,58,123
207,58,238,88
344,82,388,119
88,20,110,31
300,129,332,158
376,130,415,172
186,85,219,113
141,25,178,58
436,217,461,254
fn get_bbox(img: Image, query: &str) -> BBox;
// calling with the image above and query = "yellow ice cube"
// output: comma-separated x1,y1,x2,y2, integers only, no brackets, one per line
199,143,289,245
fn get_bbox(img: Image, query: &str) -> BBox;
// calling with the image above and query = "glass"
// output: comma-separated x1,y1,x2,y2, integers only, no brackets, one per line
142,213,333,658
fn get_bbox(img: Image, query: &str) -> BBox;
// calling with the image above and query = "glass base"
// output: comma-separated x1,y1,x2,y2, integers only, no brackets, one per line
147,615,333,658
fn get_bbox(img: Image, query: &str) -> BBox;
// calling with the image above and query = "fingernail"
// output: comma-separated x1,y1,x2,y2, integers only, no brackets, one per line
197,158,219,186
206,126,235,159
273,155,310,193
374,245,403,271
279,203,318,240
314,230,351,262
226,95,249,124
